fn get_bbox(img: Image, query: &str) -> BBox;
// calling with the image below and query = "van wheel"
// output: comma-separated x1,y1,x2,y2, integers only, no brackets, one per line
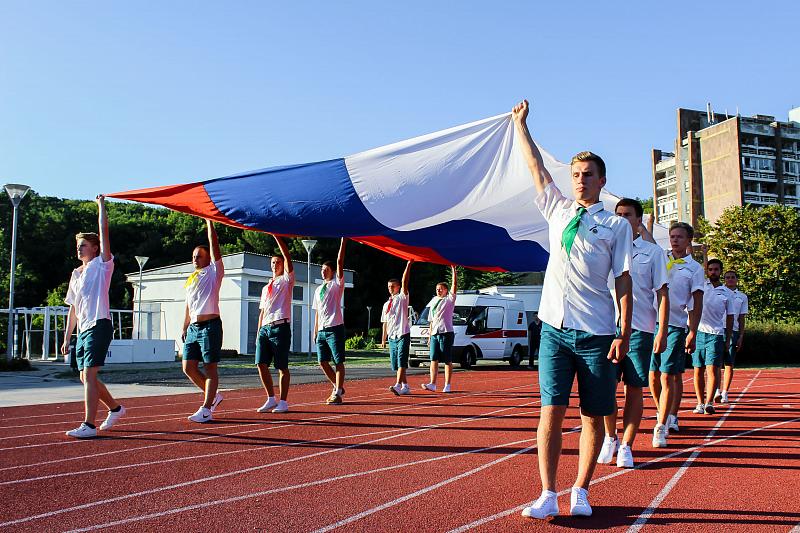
509,346,522,368
409,360,421,368
461,347,476,369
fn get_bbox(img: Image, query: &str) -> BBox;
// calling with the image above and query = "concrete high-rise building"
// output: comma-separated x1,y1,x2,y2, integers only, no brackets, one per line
652,106,800,225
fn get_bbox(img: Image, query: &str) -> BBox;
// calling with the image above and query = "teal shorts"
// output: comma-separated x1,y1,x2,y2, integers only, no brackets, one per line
317,324,346,365
618,329,653,388
76,319,113,371
724,331,740,366
650,324,686,375
183,317,223,364
255,322,291,370
538,323,616,416
430,332,455,364
693,331,724,368
389,333,410,370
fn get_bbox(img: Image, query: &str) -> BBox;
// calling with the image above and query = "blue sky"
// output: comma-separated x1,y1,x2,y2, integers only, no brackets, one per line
1,1,798,201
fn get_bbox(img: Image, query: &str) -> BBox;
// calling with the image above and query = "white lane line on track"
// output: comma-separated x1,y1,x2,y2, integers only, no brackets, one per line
0,402,543,487
626,370,760,533
0,382,535,472
0,377,533,453
446,412,800,533
0,372,522,434
64,436,540,533
0,393,541,527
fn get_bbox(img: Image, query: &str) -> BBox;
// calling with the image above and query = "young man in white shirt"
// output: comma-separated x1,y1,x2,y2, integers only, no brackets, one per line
383,261,414,396
313,238,347,405
182,220,225,423
62,195,125,438
598,199,669,468
513,100,633,519
693,258,734,415
255,235,295,414
649,222,704,445
421,265,458,393
719,270,748,403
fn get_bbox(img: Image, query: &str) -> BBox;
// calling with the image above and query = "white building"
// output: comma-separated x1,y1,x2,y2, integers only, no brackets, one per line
126,252,354,355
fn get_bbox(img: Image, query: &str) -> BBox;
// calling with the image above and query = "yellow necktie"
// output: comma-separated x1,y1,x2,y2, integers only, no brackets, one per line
184,270,200,288
667,257,686,271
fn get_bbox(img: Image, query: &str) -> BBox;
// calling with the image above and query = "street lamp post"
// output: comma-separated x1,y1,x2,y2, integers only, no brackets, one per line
300,239,317,358
134,256,149,339
4,183,31,361
366,306,372,335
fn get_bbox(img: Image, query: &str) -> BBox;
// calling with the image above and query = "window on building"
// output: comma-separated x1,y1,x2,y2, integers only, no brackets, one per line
293,286,303,301
248,281,266,298
684,181,690,192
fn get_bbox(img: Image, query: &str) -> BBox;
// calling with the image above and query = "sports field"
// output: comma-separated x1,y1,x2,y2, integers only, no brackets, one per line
1,368,798,532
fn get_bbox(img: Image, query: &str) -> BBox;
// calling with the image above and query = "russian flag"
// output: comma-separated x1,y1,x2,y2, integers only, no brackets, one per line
108,113,667,271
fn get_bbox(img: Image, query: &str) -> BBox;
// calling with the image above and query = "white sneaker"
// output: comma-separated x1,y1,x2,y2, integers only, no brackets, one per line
66,423,97,439
399,384,411,395
721,391,729,404
521,491,559,520
99,406,126,431
714,389,722,403
667,414,679,433
442,384,451,393
652,424,667,448
421,383,437,392
693,404,706,414
570,487,592,517
257,397,278,413
597,435,618,464
272,400,289,413
616,444,634,468
188,406,212,423
211,393,223,412
389,384,402,396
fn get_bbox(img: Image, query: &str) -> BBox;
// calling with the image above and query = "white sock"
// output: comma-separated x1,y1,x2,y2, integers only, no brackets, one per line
541,489,557,498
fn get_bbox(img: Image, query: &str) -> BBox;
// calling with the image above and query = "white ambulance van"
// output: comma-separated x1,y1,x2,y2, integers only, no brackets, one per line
409,291,528,369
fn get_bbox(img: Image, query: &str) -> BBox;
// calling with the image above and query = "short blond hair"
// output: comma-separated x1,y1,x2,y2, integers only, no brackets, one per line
570,151,606,178
75,232,100,249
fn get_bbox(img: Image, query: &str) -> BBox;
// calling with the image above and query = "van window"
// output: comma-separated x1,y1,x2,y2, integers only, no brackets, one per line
487,307,504,329
466,306,503,334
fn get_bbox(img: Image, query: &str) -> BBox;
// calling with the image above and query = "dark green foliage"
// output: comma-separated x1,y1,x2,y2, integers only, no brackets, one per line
697,205,800,323
736,321,800,365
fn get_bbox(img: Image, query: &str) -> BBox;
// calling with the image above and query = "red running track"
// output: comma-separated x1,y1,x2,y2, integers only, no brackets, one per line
0,368,798,532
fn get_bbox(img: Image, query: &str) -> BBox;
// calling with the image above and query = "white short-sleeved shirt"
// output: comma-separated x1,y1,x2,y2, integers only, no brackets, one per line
536,182,632,336
665,252,705,328
259,270,295,324
382,292,410,339
728,289,749,332
65,255,115,333
313,276,345,329
628,237,669,334
698,281,733,336
429,292,457,334
185,260,224,323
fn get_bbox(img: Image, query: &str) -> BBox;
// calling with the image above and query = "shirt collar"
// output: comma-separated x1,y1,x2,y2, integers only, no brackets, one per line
570,200,605,215
633,235,644,248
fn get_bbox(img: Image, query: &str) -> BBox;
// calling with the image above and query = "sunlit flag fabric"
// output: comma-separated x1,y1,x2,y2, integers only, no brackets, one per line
109,113,668,271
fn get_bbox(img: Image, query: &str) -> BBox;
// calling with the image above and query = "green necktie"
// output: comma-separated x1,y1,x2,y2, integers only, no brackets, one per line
319,282,328,302
561,206,586,258
432,298,443,314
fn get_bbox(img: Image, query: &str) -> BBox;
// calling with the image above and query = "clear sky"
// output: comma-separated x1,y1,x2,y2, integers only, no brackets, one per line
1,1,798,201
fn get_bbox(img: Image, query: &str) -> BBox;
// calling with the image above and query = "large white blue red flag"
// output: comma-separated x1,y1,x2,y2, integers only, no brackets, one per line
109,113,665,271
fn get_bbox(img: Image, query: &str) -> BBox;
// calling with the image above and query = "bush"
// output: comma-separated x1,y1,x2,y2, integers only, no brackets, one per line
345,334,367,350
0,358,34,372
736,321,800,365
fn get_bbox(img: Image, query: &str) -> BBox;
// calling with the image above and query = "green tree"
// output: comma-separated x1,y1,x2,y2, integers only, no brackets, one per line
696,205,800,323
